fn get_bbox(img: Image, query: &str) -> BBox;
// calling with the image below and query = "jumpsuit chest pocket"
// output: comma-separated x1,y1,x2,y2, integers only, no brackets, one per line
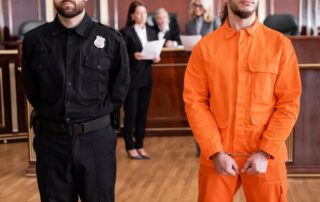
248,61,278,125
80,56,112,99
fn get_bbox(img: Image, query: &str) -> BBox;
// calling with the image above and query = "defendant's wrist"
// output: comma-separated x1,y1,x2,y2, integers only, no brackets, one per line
256,150,271,159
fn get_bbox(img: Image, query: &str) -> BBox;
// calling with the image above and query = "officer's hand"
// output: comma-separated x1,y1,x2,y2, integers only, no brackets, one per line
241,151,269,174
134,52,144,60
153,56,161,63
213,152,239,176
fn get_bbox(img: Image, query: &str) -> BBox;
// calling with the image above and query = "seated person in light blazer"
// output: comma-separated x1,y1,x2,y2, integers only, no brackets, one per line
185,0,220,36
153,8,182,48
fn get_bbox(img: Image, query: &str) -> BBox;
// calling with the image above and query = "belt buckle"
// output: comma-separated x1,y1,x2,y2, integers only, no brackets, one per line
68,123,83,136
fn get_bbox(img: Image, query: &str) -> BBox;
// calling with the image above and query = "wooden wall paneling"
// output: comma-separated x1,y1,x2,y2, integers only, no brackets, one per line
117,0,130,29
274,0,300,16
0,0,5,41
213,0,224,17
117,0,190,32
2,0,11,40
86,0,98,19
86,0,93,18
11,0,39,36
115,0,300,32
0,0,313,38
39,0,46,21
266,0,272,15
107,0,115,28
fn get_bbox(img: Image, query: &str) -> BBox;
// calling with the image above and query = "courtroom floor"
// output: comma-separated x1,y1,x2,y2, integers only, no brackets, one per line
0,136,320,202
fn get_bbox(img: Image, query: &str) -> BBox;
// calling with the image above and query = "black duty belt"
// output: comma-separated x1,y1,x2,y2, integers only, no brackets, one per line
40,115,110,136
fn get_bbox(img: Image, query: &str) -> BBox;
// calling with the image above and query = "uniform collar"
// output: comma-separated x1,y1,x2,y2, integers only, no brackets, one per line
223,17,260,39
51,13,93,37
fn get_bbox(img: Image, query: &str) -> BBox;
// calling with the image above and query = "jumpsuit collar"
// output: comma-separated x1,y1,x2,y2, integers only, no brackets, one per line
223,17,260,39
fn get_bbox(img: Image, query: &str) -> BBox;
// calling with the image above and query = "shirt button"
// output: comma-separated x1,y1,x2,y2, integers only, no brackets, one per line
67,82,71,86
67,101,70,105
66,117,70,122
97,65,101,69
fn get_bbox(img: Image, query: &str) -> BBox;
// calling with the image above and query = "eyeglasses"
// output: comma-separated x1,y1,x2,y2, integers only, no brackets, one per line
192,3,203,9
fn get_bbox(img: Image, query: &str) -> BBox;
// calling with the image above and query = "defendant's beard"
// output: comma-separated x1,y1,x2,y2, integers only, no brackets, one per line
229,0,257,19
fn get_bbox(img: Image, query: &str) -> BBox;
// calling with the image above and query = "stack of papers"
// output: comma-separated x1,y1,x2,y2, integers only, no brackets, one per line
141,39,165,60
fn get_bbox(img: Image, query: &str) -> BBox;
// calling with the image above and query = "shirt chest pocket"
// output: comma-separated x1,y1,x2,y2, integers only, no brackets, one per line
31,53,61,83
248,61,278,125
31,52,55,70
31,52,62,103
31,44,57,70
80,56,112,99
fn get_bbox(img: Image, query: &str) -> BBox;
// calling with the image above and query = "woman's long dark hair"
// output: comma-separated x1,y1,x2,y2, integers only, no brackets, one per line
125,1,147,27
220,3,228,24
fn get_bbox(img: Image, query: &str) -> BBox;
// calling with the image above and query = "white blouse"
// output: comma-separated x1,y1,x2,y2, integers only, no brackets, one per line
134,24,148,48
157,24,169,40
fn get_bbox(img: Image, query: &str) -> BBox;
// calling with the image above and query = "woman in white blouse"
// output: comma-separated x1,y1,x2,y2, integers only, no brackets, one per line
121,0,160,160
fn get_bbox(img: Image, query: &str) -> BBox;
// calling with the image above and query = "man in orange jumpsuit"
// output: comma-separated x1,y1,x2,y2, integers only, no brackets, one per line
183,0,301,201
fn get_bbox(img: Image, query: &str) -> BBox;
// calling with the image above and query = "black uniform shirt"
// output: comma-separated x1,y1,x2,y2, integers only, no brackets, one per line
22,14,130,124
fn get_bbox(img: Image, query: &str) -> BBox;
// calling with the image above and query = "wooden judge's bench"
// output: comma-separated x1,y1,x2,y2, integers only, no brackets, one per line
0,37,319,176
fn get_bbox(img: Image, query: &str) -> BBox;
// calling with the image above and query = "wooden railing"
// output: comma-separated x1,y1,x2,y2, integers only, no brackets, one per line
0,48,28,143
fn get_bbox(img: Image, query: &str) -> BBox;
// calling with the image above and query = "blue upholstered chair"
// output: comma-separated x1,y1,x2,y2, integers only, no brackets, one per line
263,14,299,36
18,20,46,39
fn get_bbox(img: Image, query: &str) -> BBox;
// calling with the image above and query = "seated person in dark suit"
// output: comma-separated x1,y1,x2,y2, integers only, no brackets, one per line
153,8,182,48
185,0,220,36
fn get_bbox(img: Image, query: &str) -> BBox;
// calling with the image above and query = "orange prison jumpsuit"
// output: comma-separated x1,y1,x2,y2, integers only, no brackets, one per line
183,19,301,202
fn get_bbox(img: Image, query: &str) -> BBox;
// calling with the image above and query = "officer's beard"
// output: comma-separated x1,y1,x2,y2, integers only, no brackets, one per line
229,1,258,19
54,0,85,19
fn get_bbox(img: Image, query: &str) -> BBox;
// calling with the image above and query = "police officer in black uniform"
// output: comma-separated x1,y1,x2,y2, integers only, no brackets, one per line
22,0,130,201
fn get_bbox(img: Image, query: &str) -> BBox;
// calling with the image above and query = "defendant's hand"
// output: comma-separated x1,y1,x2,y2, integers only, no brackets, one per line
213,152,239,176
241,151,269,174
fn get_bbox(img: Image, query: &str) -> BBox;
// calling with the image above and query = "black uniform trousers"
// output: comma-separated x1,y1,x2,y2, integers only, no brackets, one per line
33,119,117,202
123,86,151,150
